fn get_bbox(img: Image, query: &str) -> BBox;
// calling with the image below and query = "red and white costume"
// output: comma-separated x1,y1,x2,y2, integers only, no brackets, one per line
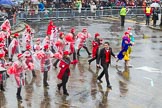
0,44,8,83
8,33,21,60
23,45,34,70
33,38,42,52
75,28,91,49
0,19,11,47
39,44,54,72
8,54,27,87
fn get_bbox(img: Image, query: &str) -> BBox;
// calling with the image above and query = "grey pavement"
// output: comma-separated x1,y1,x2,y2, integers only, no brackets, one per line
1,18,162,108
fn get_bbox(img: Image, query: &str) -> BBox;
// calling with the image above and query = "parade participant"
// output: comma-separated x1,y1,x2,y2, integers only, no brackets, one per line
0,19,11,47
0,43,7,91
88,33,102,67
22,28,31,52
117,32,132,66
127,27,135,44
33,38,42,52
144,5,152,25
46,20,55,36
57,51,71,96
53,32,65,68
120,6,127,26
96,42,116,90
8,33,21,62
23,44,36,77
42,36,50,47
40,44,54,87
69,28,78,64
77,28,91,57
7,53,27,101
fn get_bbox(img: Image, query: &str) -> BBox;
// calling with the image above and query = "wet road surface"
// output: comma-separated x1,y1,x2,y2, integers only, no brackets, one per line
1,18,162,108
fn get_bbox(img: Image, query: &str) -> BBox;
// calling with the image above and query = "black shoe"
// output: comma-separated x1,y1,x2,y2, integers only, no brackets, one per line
97,66,101,69
64,92,69,96
53,64,57,68
57,84,61,91
88,60,91,65
107,85,112,90
77,54,81,56
44,83,49,87
97,78,103,83
0,87,5,91
6,74,10,78
17,95,22,101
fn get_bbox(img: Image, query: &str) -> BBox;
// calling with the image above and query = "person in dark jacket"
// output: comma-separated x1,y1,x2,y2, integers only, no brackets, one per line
152,7,160,27
96,42,116,89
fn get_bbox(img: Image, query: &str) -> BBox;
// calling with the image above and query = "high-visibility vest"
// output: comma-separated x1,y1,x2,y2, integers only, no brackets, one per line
146,7,151,14
120,8,126,16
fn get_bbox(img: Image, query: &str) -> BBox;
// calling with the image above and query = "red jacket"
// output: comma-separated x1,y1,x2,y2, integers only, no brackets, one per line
57,58,71,80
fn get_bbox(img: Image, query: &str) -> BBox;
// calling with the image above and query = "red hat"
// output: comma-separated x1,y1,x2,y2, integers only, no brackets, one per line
124,32,129,35
2,26,7,31
0,43,4,48
14,33,19,37
128,27,132,30
26,44,31,50
36,38,41,42
82,28,87,32
95,33,100,38
70,28,75,33
59,32,64,37
17,53,23,59
27,28,31,32
49,20,54,25
63,51,69,55
44,44,49,49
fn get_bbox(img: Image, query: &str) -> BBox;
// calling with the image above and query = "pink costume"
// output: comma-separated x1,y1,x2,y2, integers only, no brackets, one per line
1,19,11,47
8,33,21,60
8,55,27,87
40,45,54,72
0,48,7,83
23,50,34,70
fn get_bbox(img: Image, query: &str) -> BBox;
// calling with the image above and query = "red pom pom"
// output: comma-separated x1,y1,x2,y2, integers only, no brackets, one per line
53,52,63,59
55,40,62,47
65,33,73,42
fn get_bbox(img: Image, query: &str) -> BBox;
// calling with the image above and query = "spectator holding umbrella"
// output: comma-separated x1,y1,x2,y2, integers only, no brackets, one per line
152,7,160,26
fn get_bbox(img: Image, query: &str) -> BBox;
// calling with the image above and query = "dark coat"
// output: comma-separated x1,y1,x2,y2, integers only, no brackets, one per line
152,8,160,20
97,47,115,65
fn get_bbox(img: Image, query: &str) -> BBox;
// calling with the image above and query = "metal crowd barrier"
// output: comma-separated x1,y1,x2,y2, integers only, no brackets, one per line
17,7,161,21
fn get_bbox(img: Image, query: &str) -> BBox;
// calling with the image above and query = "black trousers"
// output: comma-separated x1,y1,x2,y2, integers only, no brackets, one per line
43,71,48,85
73,50,77,60
120,15,125,26
98,63,110,87
17,87,22,96
146,16,150,25
58,69,69,93
153,19,157,26
89,49,98,64
77,46,91,55
53,59,60,67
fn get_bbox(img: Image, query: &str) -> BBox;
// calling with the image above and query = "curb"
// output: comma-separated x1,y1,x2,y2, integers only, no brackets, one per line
148,26,162,31
11,22,26,36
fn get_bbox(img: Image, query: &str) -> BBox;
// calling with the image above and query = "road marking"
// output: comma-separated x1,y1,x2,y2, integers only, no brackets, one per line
135,66,161,73
144,77,154,87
